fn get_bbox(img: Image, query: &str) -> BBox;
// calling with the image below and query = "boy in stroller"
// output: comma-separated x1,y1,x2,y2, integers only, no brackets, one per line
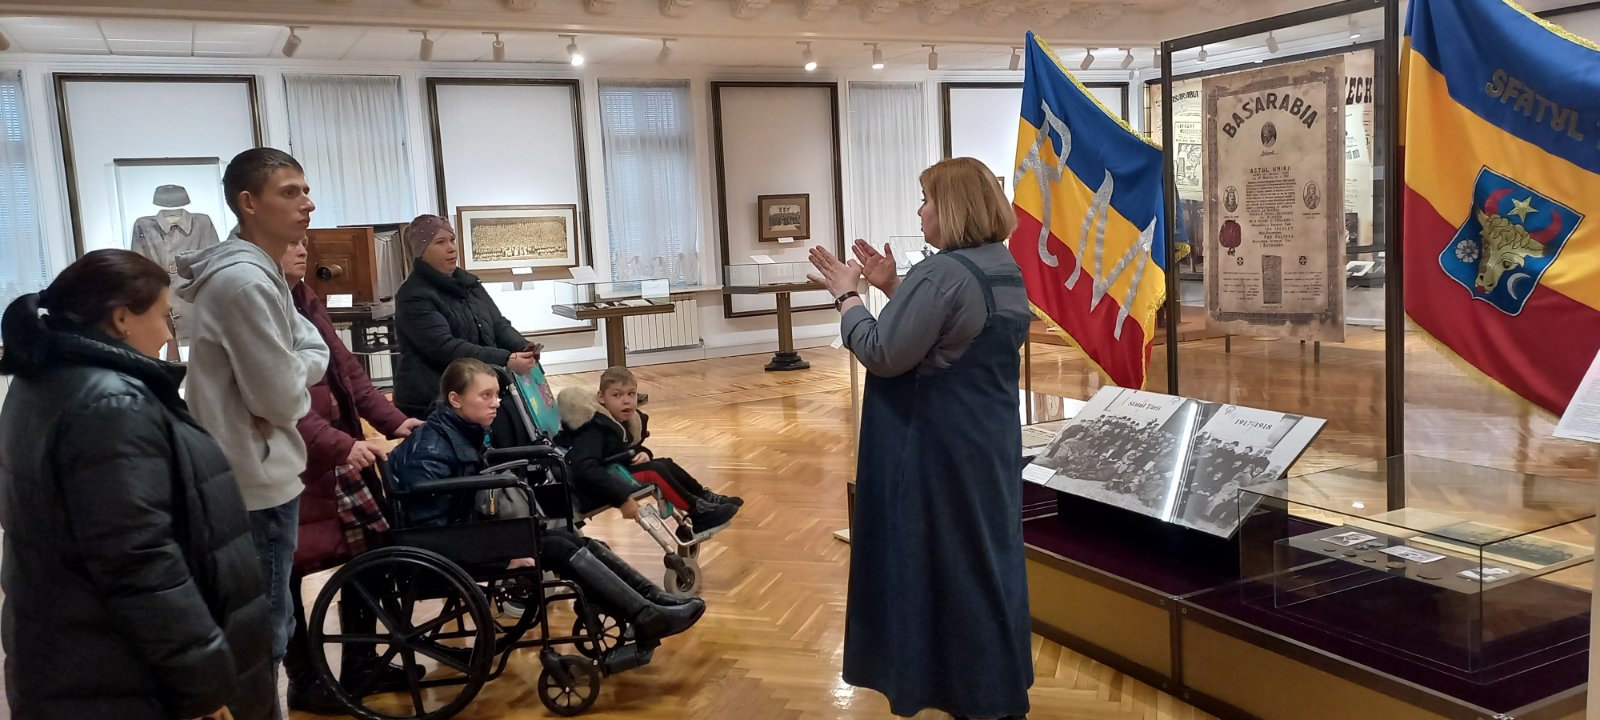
388,358,704,643
556,367,740,531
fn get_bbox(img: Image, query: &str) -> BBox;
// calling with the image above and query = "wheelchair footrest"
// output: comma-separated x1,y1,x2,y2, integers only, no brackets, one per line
600,641,657,675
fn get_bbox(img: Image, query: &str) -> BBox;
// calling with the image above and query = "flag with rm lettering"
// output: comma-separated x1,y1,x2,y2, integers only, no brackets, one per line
1011,31,1168,389
1404,0,1600,414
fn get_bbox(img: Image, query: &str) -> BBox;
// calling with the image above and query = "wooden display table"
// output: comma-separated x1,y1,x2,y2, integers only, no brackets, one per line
724,281,822,371
553,300,675,368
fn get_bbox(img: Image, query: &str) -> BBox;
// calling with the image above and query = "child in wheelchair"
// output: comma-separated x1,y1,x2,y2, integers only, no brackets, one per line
388,358,705,644
556,366,741,532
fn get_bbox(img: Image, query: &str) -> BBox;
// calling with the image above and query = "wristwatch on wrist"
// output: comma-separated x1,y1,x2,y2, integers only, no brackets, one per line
835,290,860,309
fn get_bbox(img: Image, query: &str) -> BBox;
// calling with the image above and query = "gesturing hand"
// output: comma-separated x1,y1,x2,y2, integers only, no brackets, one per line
805,246,863,298
851,239,900,296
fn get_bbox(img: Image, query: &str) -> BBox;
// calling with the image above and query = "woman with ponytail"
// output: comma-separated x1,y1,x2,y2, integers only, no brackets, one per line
0,250,272,720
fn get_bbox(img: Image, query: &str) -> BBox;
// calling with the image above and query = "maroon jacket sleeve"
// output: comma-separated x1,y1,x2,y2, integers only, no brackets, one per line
297,400,357,480
300,284,409,439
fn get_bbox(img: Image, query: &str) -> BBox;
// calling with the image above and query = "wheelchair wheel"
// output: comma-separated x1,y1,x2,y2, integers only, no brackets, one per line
662,554,701,596
571,609,626,659
308,546,496,720
537,654,601,717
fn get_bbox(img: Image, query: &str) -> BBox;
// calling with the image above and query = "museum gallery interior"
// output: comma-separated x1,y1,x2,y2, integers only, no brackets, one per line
5,0,1600,717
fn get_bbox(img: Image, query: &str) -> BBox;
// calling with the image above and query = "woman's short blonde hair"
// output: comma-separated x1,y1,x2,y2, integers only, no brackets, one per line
920,157,1017,250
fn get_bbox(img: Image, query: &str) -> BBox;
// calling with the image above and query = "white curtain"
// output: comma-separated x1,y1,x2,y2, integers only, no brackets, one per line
849,82,929,260
285,74,413,227
598,81,700,286
0,69,47,326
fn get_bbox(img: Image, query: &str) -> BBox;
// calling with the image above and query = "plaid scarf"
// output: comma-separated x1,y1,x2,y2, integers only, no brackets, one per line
334,465,390,554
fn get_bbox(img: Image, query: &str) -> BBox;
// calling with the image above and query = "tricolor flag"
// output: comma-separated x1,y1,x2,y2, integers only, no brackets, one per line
1404,0,1600,415
1011,32,1167,389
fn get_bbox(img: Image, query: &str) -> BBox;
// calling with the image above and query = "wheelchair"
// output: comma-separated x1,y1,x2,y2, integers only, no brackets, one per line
498,369,722,596
303,446,653,719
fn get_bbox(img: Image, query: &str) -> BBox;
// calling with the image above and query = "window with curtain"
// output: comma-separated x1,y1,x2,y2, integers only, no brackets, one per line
0,70,46,326
598,81,700,286
848,82,928,260
284,74,413,228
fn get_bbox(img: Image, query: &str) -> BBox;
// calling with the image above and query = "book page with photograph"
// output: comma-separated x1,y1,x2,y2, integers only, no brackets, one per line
1172,406,1326,537
1034,387,1202,520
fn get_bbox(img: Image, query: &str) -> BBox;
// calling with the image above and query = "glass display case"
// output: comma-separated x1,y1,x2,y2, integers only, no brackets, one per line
723,262,814,289
886,235,935,273
1238,454,1594,679
554,278,672,311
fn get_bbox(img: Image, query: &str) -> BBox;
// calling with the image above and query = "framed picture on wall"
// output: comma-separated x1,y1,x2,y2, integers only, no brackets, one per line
456,204,581,272
757,193,811,242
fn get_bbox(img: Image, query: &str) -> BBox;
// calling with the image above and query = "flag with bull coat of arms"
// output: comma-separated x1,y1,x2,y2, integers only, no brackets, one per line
1011,32,1168,389
1403,0,1600,415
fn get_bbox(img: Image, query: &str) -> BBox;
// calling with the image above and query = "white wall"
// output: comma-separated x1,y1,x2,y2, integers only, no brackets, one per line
59,79,255,253
4,52,1137,372
948,83,1133,202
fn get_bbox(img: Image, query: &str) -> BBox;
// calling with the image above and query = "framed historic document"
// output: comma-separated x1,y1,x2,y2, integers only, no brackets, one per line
455,204,580,272
1203,55,1347,342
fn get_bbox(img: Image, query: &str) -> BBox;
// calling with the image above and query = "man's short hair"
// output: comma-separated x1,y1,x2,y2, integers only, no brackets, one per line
222,147,304,219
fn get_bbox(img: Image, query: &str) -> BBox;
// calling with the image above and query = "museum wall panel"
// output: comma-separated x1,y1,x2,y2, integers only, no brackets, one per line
712,82,842,318
56,75,259,256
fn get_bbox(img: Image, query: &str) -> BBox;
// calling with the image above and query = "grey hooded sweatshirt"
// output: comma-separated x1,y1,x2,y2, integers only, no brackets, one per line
176,237,329,511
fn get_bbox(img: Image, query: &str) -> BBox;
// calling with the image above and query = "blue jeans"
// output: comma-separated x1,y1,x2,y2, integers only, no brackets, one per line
250,497,301,720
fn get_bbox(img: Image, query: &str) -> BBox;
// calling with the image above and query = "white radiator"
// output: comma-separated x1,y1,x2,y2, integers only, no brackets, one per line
624,295,701,352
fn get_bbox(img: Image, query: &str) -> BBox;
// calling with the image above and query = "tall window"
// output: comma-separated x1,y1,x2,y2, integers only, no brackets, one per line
285,74,413,227
0,70,46,321
598,81,700,285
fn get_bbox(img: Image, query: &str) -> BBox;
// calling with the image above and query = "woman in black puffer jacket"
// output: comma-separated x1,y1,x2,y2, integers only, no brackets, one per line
0,250,272,720
392,214,540,420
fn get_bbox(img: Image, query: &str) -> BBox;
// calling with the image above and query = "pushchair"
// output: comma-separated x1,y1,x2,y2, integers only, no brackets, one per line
303,436,653,718
499,364,722,596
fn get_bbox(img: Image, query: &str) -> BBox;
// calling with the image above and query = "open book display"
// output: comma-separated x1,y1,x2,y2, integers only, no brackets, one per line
1026,387,1325,538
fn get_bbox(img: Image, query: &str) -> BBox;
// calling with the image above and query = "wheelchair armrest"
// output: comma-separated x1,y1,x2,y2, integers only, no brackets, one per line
482,459,530,476
398,472,523,496
602,449,636,465
486,445,565,466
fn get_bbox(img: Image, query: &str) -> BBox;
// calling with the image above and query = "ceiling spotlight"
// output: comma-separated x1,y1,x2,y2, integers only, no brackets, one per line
925,43,939,71
412,30,433,61
1120,47,1134,70
1265,31,1279,54
799,41,817,71
1197,44,1208,63
485,32,505,62
867,43,884,70
562,35,584,66
1349,16,1361,39
282,26,304,58
657,38,674,65
1080,48,1095,71
1009,46,1022,71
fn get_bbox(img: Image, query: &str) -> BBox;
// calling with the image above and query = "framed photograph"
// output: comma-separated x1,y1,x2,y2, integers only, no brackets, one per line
757,193,811,242
456,204,580,272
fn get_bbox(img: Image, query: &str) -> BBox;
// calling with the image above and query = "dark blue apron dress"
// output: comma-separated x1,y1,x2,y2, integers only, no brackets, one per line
843,250,1034,718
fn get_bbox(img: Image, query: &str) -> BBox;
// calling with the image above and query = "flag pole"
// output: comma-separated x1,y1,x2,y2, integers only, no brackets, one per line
1160,42,1180,395
1381,0,1405,508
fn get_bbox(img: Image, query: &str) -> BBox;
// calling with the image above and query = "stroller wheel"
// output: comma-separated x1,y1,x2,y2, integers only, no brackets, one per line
662,555,701,597
537,655,601,717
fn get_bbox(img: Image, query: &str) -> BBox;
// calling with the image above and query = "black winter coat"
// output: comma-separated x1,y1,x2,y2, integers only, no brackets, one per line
393,262,530,418
387,407,488,529
553,391,654,513
0,324,273,720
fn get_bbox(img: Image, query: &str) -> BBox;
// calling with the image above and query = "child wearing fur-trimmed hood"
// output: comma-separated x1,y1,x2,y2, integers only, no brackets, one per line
555,367,742,533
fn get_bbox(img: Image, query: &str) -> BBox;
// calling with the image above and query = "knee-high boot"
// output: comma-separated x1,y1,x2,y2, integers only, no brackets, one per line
587,540,698,607
565,547,704,642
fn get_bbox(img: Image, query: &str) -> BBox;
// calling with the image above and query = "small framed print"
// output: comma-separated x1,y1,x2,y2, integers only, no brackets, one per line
757,193,811,242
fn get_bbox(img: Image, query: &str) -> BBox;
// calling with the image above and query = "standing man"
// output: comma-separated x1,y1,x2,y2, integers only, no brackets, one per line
176,147,329,719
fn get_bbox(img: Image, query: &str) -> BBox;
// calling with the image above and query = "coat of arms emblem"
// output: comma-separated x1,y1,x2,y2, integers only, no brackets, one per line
1441,167,1580,316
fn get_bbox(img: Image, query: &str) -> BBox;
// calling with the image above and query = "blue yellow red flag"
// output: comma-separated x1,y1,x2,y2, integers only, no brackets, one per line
1403,0,1600,415
1011,32,1167,389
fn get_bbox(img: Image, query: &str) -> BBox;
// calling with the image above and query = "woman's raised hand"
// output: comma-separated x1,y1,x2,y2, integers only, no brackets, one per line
852,239,900,296
806,246,863,297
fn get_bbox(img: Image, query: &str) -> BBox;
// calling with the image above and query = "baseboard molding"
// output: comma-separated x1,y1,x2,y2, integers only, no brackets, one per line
543,332,839,375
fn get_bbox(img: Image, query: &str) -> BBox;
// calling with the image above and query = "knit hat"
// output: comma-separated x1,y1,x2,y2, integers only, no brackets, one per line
406,214,453,258
152,185,191,208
